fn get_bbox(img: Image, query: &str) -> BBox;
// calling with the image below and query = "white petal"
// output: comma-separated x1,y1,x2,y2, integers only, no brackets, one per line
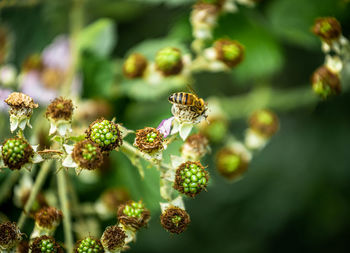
32,145,39,152
57,122,72,136
170,119,180,135
10,117,19,132
49,122,57,136
62,155,78,168
18,118,28,130
244,129,267,150
170,196,185,210
170,155,186,169
63,144,74,154
163,168,175,182
23,163,33,171
179,123,193,140
26,118,33,129
119,125,134,138
160,202,171,213
32,153,44,163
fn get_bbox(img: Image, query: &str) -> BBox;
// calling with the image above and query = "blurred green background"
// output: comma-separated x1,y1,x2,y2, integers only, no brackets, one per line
1,0,350,252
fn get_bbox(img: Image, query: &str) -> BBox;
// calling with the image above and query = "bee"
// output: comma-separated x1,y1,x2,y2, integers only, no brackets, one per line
168,92,206,115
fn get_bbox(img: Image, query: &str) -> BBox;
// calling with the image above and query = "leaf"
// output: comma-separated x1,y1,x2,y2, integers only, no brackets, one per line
77,18,116,57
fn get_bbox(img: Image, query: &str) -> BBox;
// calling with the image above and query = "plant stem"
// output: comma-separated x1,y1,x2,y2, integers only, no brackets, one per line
17,160,53,229
0,171,20,204
57,168,74,253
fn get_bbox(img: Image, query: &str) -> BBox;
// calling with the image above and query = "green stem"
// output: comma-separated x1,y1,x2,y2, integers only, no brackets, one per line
0,171,20,204
57,168,74,253
17,160,53,229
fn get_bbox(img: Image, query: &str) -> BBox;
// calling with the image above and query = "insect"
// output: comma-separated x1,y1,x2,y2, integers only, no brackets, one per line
168,92,206,115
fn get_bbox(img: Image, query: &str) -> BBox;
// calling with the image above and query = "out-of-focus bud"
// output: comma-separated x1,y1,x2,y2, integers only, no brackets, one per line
216,142,251,181
181,133,209,160
0,65,17,87
95,188,130,219
311,65,341,98
101,225,126,253
160,206,190,234
199,117,228,143
312,17,342,43
123,53,148,79
155,47,183,76
173,161,209,198
21,54,43,73
4,92,38,132
16,240,29,253
75,99,111,123
31,207,62,238
46,97,74,136
213,39,245,68
0,222,22,251
0,26,12,65
245,109,279,150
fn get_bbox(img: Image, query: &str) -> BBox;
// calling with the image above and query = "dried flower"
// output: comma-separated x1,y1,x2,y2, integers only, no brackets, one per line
311,65,341,98
30,235,63,253
0,137,43,171
86,118,123,152
134,127,165,160
123,53,148,78
216,143,251,181
16,240,29,253
74,237,104,253
0,222,22,250
173,161,209,198
46,97,74,136
181,133,209,160
160,206,190,234
312,17,342,43
101,225,126,252
32,207,62,237
4,92,38,132
117,200,151,231
155,47,183,76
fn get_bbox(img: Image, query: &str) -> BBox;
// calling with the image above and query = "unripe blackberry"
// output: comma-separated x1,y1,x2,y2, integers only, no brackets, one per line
72,140,103,170
46,97,74,121
117,200,151,231
101,225,126,252
134,127,164,154
123,53,148,79
74,237,104,253
155,47,183,76
248,109,279,138
173,161,209,198
216,147,249,180
312,17,342,42
0,222,22,250
311,65,341,98
86,118,122,152
214,39,244,68
30,236,62,253
1,137,33,170
160,206,190,234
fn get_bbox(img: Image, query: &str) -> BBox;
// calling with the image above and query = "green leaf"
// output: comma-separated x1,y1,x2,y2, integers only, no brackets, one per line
77,18,116,57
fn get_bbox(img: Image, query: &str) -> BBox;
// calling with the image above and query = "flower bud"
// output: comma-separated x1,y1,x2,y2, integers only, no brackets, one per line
155,47,183,76
312,17,342,42
173,161,209,198
214,39,245,68
123,53,148,79
1,137,34,170
86,118,123,152
311,65,341,98
160,206,190,234
0,222,22,251
30,235,63,253
33,207,62,237
134,127,165,158
216,145,250,181
96,188,130,219
72,140,103,170
74,237,104,253
4,92,38,132
191,3,220,40
181,133,209,160
199,117,228,143
46,97,74,136
101,225,126,252
117,200,150,231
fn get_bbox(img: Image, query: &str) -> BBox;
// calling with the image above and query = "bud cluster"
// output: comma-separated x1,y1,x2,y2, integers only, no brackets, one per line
1,137,33,170
117,200,150,231
30,235,63,253
160,206,191,234
74,237,104,253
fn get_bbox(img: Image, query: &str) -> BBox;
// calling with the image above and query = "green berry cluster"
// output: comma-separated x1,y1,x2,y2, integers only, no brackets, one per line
123,201,144,218
171,215,182,226
175,162,208,197
82,143,98,161
155,47,182,75
1,138,33,170
76,237,103,253
146,132,157,143
40,239,56,253
88,119,121,151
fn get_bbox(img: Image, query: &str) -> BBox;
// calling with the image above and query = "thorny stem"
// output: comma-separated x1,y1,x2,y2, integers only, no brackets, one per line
17,160,53,229
58,167,74,253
